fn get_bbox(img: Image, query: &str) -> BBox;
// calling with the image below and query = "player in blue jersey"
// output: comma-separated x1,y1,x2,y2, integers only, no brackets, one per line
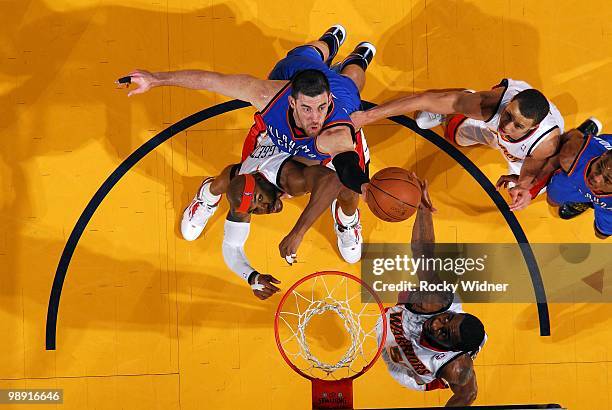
120,25,377,262
547,118,611,239
505,118,611,239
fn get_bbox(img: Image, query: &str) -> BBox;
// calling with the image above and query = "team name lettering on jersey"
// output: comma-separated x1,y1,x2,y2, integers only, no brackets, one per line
390,312,432,376
594,136,612,151
267,125,317,159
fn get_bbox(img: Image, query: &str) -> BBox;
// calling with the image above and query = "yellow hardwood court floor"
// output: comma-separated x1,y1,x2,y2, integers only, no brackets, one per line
1,0,611,409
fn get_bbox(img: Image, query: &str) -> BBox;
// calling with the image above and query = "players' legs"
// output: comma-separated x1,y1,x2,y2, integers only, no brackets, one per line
209,165,235,196
331,189,362,264
335,42,377,92
307,25,346,64
180,164,236,241
330,163,365,264
303,41,332,63
268,26,346,80
340,64,365,92
337,186,359,216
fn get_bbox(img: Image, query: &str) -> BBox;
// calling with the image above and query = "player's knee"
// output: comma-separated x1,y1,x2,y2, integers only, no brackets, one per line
211,164,239,194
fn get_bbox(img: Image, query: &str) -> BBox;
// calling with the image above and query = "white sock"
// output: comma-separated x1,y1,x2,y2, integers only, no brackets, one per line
336,205,358,227
197,179,221,206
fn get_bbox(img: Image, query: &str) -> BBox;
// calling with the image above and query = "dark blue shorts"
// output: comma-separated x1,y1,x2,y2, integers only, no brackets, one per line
268,45,362,113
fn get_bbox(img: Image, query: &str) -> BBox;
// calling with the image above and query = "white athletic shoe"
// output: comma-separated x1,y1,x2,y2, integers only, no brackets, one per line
331,199,363,264
415,111,446,129
180,179,219,241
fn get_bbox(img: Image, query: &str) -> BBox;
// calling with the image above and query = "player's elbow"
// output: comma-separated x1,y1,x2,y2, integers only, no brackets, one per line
453,386,478,406
464,386,478,405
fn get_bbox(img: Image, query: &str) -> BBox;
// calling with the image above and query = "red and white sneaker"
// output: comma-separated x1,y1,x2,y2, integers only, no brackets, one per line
180,178,219,241
331,199,363,264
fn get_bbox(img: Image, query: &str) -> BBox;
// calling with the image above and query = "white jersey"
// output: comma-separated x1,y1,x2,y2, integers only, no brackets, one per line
239,133,292,190
484,78,564,163
376,302,486,391
455,78,564,175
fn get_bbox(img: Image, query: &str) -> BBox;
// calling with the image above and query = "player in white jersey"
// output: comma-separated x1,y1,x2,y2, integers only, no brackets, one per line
377,177,486,406
180,125,370,300
352,79,564,211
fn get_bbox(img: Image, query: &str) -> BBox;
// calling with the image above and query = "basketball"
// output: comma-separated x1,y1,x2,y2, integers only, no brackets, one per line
365,167,422,222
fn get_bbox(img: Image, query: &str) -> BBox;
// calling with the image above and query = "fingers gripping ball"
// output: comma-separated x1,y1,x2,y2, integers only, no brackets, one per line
365,167,421,222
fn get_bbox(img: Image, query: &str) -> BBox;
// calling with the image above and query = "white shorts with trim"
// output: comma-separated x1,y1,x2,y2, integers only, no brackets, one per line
239,134,292,190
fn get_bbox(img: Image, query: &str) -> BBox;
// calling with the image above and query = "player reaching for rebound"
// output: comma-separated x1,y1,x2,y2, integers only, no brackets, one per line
377,177,486,406
508,117,611,238
352,79,564,211
120,25,376,262
181,126,370,300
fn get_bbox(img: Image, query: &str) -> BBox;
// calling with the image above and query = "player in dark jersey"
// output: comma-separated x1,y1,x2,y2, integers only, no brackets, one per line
119,25,376,262
507,118,611,238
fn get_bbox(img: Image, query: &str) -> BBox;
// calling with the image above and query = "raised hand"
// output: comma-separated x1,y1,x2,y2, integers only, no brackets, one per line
411,173,437,212
495,174,519,190
279,231,303,265
250,273,281,300
116,69,159,97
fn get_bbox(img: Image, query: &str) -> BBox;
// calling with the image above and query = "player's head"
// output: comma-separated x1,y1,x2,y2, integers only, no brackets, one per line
227,173,283,215
586,150,612,194
422,312,485,353
498,89,550,140
289,69,331,138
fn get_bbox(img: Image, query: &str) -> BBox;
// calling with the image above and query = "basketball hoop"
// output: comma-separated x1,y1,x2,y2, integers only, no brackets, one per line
274,271,387,409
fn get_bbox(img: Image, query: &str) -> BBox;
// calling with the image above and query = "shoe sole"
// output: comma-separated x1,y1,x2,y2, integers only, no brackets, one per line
588,116,603,134
355,41,376,57
330,24,347,47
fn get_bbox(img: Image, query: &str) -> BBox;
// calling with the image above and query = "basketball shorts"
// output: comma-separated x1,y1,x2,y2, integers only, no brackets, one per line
268,45,362,113
239,134,292,191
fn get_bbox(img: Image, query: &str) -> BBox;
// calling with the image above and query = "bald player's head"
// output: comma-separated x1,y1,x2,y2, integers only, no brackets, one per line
227,173,283,215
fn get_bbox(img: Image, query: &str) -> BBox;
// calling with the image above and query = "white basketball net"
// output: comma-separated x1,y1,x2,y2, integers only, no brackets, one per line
277,274,382,379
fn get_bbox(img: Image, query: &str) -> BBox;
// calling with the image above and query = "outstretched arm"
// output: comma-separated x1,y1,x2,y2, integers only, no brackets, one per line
223,210,281,300
401,177,453,307
496,129,582,211
410,177,439,281
278,164,343,261
119,69,284,111
517,129,561,188
351,88,502,128
499,130,561,211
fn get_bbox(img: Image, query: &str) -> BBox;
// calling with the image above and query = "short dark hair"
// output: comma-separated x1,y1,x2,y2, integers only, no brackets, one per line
511,89,550,125
456,313,485,352
290,69,330,99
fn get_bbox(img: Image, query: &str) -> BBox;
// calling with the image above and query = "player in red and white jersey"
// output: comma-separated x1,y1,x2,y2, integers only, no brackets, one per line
377,177,486,406
179,122,370,300
352,79,564,211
